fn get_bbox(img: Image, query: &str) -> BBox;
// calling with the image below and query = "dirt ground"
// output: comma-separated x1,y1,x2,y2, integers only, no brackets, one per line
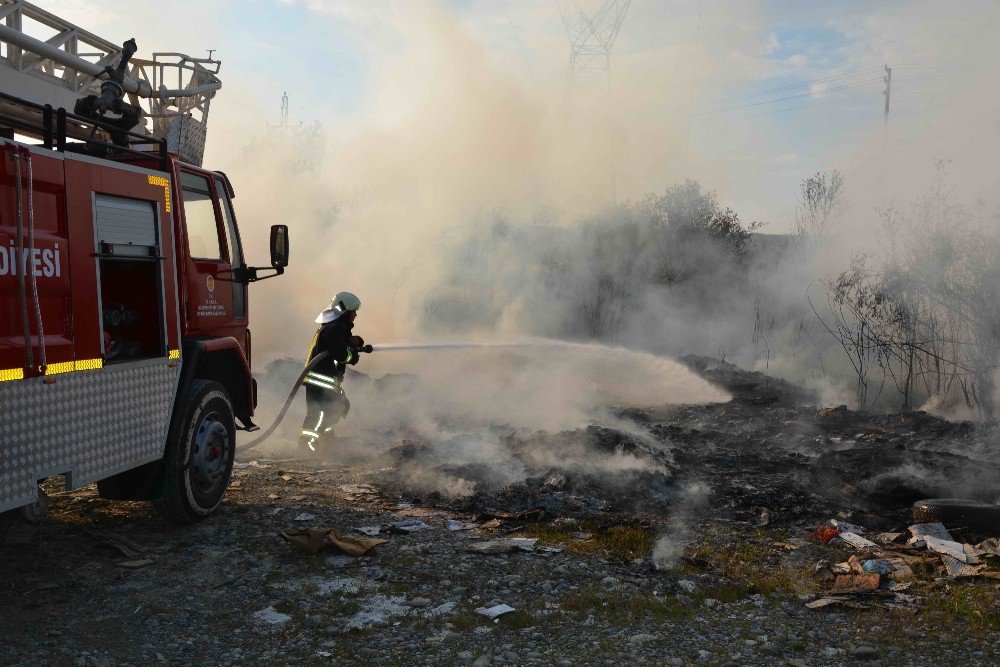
2,359,999,667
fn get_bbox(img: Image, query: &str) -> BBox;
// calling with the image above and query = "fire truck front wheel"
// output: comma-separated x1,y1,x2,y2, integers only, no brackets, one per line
155,380,236,524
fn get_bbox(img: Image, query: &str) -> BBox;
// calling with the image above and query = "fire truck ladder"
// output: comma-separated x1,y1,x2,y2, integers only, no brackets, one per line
0,0,221,165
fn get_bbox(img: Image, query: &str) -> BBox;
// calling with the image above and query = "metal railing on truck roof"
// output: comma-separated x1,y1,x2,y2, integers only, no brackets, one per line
0,89,169,171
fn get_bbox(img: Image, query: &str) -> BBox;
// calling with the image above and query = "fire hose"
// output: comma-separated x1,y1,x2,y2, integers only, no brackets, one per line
25,150,46,372
9,147,46,375
234,352,330,453
235,342,373,453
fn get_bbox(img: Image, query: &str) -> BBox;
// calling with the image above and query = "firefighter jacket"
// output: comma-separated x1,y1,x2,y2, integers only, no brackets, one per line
305,317,359,383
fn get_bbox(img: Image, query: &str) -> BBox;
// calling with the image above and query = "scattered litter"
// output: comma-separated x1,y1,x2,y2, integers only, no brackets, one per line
838,532,878,550
253,606,291,625
831,573,880,593
280,475,292,482
469,538,538,554
906,523,953,548
830,519,866,534
812,561,836,581
268,508,283,516
267,494,280,501
229,480,241,489
808,512,1000,611
811,525,841,545
356,526,382,537
805,598,844,610
862,559,893,575
81,527,147,559
475,604,516,620
294,513,317,522
280,528,387,556
445,520,477,532
924,535,974,563
941,555,987,578
772,541,802,551
977,538,1000,557
573,532,593,540
290,495,306,501
117,559,154,569
390,519,432,534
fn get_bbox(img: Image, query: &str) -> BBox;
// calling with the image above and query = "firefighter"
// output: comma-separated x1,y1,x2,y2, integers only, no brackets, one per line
299,292,372,453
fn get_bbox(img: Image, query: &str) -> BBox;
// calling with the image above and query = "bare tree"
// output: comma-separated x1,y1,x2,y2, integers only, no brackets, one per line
796,170,846,241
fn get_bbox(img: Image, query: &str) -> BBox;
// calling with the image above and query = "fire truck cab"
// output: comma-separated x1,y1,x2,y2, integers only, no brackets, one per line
0,6,287,523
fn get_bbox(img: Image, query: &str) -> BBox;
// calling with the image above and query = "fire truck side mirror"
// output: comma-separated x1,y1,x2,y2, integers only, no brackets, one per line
270,225,289,270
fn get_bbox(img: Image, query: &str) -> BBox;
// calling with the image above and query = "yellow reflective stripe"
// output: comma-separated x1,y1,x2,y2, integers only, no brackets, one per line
0,368,24,382
307,371,338,383
1,358,104,381
345,349,355,364
168,349,181,360
148,175,172,213
45,361,76,375
303,378,336,390
73,358,104,371
301,430,320,438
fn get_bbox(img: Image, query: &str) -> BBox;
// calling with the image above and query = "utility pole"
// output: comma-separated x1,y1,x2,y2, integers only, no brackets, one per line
280,91,289,128
882,65,892,150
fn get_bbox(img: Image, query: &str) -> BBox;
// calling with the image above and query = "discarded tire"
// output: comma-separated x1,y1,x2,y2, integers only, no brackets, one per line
912,498,1000,536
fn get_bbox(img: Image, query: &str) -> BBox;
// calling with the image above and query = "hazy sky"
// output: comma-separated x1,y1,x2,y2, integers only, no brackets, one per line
36,0,1000,230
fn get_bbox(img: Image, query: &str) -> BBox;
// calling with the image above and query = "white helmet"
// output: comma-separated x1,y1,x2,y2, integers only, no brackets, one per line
315,291,361,323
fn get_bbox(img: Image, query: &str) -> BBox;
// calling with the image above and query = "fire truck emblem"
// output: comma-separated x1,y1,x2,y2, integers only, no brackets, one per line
206,274,215,293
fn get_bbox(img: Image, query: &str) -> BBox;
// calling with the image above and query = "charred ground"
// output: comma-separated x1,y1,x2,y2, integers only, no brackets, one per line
1,358,998,666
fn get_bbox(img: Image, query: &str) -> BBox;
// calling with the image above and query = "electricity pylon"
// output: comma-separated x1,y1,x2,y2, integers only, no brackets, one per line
557,0,631,87
557,1,631,205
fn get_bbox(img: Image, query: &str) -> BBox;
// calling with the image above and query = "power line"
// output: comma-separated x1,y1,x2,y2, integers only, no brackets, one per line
702,67,883,105
500,0,532,77
707,90,880,122
694,78,883,116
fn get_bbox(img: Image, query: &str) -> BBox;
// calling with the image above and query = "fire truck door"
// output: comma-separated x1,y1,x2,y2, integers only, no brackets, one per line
178,170,241,345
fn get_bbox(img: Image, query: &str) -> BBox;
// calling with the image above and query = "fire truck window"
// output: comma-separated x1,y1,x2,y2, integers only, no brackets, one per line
214,179,243,266
216,178,246,319
180,173,222,260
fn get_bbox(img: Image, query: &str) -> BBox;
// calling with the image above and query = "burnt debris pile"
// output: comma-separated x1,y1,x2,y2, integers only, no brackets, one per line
257,354,998,529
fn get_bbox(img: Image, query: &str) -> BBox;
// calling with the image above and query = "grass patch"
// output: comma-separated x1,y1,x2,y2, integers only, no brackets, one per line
919,583,1000,634
516,521,655,561
681,527,812,599
558,589,693,623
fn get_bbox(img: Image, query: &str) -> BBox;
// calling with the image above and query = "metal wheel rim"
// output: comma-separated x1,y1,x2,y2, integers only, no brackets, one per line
191,411,230,495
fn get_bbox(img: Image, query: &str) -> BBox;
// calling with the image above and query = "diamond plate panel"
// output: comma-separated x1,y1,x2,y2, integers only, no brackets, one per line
0,361,179,512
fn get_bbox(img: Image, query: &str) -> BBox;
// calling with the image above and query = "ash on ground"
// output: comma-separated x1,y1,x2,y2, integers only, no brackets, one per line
2,356,998,667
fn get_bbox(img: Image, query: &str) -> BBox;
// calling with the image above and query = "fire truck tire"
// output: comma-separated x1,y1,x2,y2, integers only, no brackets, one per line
155,380,236,524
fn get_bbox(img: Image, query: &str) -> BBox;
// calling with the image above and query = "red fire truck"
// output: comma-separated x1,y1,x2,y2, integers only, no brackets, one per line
0,3,287,523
